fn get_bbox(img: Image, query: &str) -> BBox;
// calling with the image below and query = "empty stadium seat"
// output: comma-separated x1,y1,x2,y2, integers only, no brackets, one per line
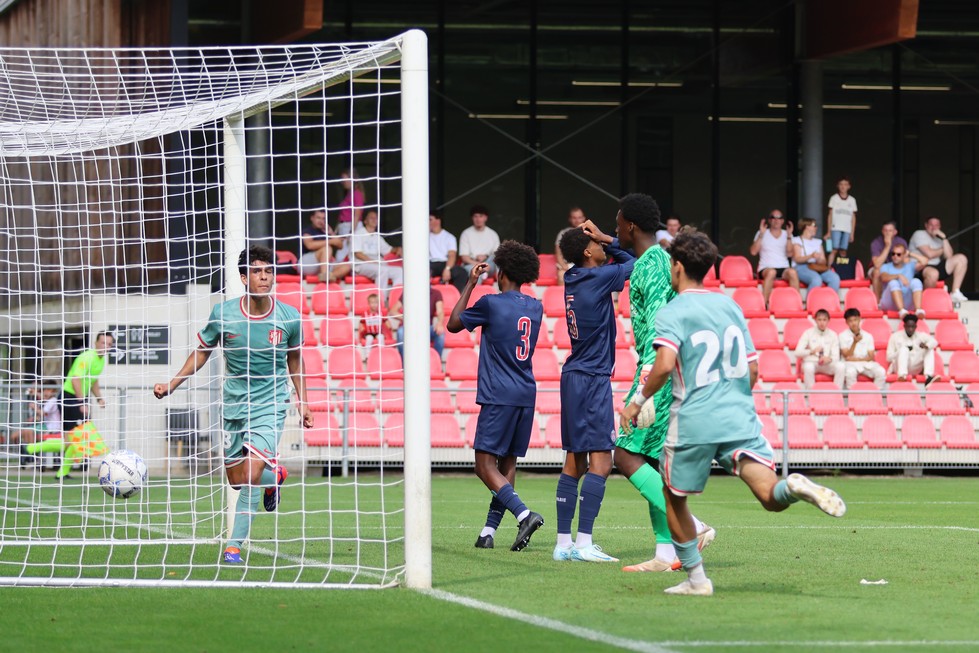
770,381,808,415
382,413,406,446
429,414,465,447
302,346,327,380
429,348,444,380
860,415,901,448
376,383,405,413
544,414,564,448
366,347,404,381
805,286,843,318
455,382,480,414
822,415,862,448
306,388,334,413
860,318,892,349
758,351,797,382
900,415,940,448
532,349,562,381
337,379,377,412
703,265,720,287
847,382,888,415
446,349,479,381
542,286,567,317
809,381,847,415
344,413,383,447
941,416,979,449
552,318,572,349
924,381,967,416
535,322,554,349
443,327,473,348
537,254,558,286
733,287,770,318
934,320,972,351
753,389,770,415
428,380,455,414
615,319,631,349
301,319,316,345
310,283,349,316
886,381,926,415
759,415,781,448
326,349,365,381
303,413,342,447
612,349,637,383
276,283,311,315
320,317,355,348
436,284,461,315
719,256,756,287
785,415,823,449
949,351,979,383
617,286,631,318
748,319,781,350
781,318,812,349
842,287,883,318
468,285,495,306
464,414,479,447
921,288,958,320
770,287,807,319
535,381,562,414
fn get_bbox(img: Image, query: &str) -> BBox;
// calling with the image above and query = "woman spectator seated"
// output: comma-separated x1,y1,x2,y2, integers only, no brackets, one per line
792,218,840,293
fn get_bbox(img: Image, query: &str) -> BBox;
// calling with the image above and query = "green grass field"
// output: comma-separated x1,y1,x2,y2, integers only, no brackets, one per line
1,473,978,652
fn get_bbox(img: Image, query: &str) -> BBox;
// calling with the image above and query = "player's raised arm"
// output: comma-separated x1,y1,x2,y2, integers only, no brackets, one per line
447,262,487,333
153,347,213,399
287,348,313,428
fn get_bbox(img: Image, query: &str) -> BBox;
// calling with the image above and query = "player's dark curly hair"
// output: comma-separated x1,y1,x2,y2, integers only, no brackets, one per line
238,245,275,275
619,193,662,233
494,240,540,286
558,227,592,267
670,227,717,282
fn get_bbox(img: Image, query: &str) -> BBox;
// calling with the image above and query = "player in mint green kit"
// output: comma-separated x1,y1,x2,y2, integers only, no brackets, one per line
155,245,313,564
621,229,846,595
613,193,713,573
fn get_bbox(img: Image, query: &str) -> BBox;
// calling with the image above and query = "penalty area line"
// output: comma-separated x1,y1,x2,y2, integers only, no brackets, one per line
420,588,680,653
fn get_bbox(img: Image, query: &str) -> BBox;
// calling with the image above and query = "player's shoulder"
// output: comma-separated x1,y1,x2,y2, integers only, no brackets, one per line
274,299,302,321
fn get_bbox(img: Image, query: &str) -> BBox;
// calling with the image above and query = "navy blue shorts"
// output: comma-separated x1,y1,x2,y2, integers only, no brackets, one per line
560,371,616,453
474,404,536,457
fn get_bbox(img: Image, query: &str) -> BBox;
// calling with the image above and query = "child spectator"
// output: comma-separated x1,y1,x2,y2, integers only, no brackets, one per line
358,293,385,361
886,314,939,385
826,176,857,267
839,308,886,389
794,309,844,388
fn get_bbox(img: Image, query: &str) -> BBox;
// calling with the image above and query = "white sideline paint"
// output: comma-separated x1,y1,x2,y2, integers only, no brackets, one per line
658,641,979,648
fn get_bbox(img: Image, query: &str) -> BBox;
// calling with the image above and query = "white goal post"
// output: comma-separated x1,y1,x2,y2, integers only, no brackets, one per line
0,30,431,589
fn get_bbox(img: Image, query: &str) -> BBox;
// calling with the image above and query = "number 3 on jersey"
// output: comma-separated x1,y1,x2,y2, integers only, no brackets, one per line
516,316,532,361
690,325,748,387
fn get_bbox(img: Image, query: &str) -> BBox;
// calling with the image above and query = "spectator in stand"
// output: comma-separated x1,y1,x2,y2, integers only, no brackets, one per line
358,293,385,362
794,309,844,388
336,168,366,237
429,210,468,291
389,286,446,359
655,215,681,250
909,216,970,302
825,176,857,267
878,244,927,318
791,218,840,293
298,209,351,282
554,206,587,285
839,308,886,389
351,209,403,296
459,204,501,281
886,314,940,385
749,210,799,306
869,222,908,301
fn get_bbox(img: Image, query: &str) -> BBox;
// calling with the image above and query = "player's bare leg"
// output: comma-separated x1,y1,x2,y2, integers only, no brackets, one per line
739,459,846,517
223,453,284,563
663,489,713,596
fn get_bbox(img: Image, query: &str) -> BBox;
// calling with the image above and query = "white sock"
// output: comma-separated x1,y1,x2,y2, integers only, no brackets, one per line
516,509,530,522
575,532,592,548
479,526,496,538
656,542,677,561
688,562,708,584
557,533,573,548
691,515,706,533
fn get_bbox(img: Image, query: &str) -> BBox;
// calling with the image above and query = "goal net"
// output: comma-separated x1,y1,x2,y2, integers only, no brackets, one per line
0,31,432,589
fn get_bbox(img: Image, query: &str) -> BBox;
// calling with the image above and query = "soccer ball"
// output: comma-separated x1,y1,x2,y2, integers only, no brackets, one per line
98,450,148,500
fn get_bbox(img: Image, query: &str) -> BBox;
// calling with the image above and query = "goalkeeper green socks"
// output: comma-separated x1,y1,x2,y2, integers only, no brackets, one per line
628,464,672,544
25,439,64,455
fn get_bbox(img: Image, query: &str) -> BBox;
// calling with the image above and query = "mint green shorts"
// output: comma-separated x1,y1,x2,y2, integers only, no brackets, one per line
660,433,775,496
223,411,286,468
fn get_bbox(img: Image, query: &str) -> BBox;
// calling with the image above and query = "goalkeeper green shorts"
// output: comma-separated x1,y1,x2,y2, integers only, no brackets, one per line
615,367,672,459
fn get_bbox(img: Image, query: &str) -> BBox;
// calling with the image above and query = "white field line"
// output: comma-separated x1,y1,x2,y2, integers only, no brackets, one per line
432,524,979,532
658,641,979,648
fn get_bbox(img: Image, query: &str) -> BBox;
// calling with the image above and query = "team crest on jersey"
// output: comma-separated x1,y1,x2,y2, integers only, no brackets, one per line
268,329,283,345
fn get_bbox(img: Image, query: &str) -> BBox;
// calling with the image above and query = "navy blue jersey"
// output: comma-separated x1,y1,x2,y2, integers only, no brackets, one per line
460,291,543,407
561,239,635,376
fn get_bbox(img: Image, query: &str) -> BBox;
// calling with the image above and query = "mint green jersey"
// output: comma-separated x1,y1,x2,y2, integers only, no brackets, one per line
198,297,303,420
653,289,760,445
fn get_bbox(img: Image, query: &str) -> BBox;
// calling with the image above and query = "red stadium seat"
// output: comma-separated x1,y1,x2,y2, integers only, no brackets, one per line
703,264,720,287
527,418,545,448
444,327,473,348
758,351,797,383
843,287,883,318
320,317,355,348
344,413,383,447
455,382,480,414
301,319,316,346
382,413,405,446
446,349,479,381
542,286,567,318
924,381,966,416
344,274,375,286
337,379,377,413
429,348,444,380
376,382,404,413
435,284,461,315
612,349,637,383
847,381,888,415
809,381,847,415
748,319,781,350
753,388,770,415
805,286,843,318
921,288,958,320
719,256,757,288
759,415,781,448
617,286,631,318
544,415,564,448
860,318,892,350
615,319,631,349
552,319,572,350
306,388,334,413
827,317,847,334
351,287,385,316
415,414,463,447
535,322,554,349
949,351,979,384
785,415,823,449
781,318,812,350
839,260,871,289
302,347,327,380
303,413,342,447
941,416,979,449
310,283,349,316
733,287,770,318
770,381,807,415
533,349,562,382
860,415,901,448
886,381,926,415
536,381,562,414
276,283,310,315
464,414,479,447
822,415,862,448
468,285,495,307
935,320,972,351
900,415,940,448
428,380,455,414
326,349,365,381
537,254,559,286
366,346,404,381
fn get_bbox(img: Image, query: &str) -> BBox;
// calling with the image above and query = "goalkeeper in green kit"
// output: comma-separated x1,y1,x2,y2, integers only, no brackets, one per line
612,194,714,572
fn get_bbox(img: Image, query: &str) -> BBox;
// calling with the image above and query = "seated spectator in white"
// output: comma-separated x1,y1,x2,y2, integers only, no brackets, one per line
655,215,681,250
791,217,840,292
459,204,501,281
429,210,468,291
886,313,940,384
298,209,350,282
794,308,844,388
909,216,969,302
878,245,927,318
357,292,385,362
749,210,800,306
351,209,403,294
838,308,886,389
388,286,445,360
554,206,587,285
868,221,908,301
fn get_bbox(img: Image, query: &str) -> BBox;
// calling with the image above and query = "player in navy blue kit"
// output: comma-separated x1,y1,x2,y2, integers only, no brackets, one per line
552,220,635,563
447,240,545,551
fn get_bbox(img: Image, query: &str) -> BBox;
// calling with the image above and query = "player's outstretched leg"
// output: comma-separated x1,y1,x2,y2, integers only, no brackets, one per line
263,465,289,512
476,496,505,548
786,473,846,517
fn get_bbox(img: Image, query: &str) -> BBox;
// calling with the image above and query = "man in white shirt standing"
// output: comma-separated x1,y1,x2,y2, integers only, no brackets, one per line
655,215,681,250
838,308,886,389
459,204,501,281
794,309,844,388
886,313,940,384
908,216,969,303
351,209,403,298
429,210,468,291
749,210,800,306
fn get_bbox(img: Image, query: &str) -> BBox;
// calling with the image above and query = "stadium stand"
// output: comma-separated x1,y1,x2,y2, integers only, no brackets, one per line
921,288,958,319
941,416,979,449
733,287,770,318
770,381,808,415
758,351,797,382
769,287,808,318
860,415,901,448
843,287,883,318
900,415,940,448
805,286,843,317
809,381,848,415
718,255,756,287
822,415,862,449
749,318,781,349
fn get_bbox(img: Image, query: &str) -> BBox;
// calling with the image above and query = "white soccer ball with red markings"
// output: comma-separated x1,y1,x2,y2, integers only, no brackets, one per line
98,450,148,500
